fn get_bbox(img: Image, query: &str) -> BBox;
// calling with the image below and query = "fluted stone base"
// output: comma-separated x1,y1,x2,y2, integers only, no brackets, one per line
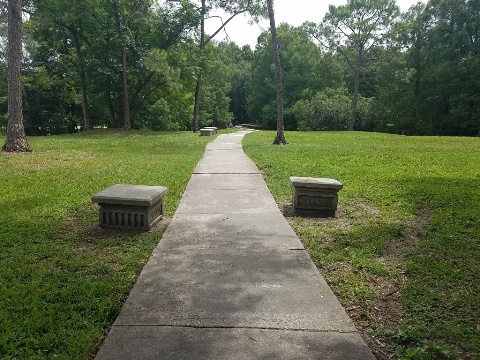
92,184,168,230
290,177,343,217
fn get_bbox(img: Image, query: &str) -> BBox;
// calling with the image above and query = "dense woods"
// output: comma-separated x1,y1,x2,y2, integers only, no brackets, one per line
1,0,479,137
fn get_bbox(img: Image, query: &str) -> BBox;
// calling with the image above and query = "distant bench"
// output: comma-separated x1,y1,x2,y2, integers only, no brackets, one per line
203,126,218,134
92,184,168,230
200,128,216,136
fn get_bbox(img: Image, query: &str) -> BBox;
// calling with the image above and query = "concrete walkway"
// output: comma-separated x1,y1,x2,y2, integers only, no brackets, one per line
95,131,374,360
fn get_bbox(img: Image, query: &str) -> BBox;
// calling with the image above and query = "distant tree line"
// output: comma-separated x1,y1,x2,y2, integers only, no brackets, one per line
0,0,478,137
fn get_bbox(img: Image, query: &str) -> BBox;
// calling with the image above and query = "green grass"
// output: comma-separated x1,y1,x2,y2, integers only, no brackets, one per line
0,130,214,359
243,131,480,359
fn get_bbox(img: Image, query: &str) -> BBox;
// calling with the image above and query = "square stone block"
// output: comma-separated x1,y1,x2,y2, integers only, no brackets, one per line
203,127,218,134
200,128,215,136
290,177,343,217
91,184,168,230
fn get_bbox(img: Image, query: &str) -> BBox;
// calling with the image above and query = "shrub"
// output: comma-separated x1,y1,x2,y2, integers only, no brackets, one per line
294,87,385,131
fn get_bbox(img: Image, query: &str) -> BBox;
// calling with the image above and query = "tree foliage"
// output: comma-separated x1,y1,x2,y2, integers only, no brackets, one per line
248,24,343,130
1,0,478,137
188,0,266,131
378,0,480,136
295,87,384,131
306,0,399,130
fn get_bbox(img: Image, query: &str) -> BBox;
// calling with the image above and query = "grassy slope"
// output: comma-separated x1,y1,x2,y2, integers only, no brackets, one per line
0,130,213,359
243,131,479,359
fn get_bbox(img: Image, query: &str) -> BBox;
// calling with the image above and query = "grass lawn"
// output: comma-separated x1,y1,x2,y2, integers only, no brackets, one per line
243,131,480,360
0,130,214,359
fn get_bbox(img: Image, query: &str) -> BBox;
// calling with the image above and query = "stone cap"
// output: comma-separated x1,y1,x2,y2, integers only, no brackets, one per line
204,127,218,130
92,184,168,207
290,177,343,190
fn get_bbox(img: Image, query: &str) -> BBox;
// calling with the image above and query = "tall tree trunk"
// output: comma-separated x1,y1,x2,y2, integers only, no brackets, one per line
70,27,91,131
412,36,422,127
192,0,206,133
130,70,155,125
267,0,286,145
121,46,131,130
105,89,116,128
349,65,360,131
2,0,32,152
191,0,250,132
349,49,363,131
193,78,202,132
112,0,131,130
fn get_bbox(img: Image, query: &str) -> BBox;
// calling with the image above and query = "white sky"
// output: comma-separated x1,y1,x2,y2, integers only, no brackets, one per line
205,0,426,48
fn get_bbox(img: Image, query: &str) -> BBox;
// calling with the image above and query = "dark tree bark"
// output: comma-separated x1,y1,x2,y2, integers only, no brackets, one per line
70,26,92,131
317,0,399,131
349,49,362,131
112,0,131,130
193,78,202,132
105,88,117,128
120,46,131,130
267,0,286,145
191,0,253,132
2,0,32,152
192,0,206,133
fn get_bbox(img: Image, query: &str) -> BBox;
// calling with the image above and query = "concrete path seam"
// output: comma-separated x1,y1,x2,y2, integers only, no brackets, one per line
107,324,361,334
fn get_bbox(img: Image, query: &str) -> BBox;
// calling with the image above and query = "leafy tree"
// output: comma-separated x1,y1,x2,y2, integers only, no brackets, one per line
294,87,384,131
21,9,86,135
379,0,480,136
20,0,198,133
307,0,399,130
198,43,233,127
374,3,426,134
31,0,97,131
249,24,344,130
218,42,253,124
105,0,198,129
295,88,351,131
2,0,32,152
180,0,265,131
418,0,480,136
110,0,150,130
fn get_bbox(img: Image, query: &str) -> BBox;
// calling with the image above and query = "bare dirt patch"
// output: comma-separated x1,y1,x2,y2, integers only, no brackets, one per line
382,207,432,260
356,209,432,359
284,201,433,360
64,208,171,255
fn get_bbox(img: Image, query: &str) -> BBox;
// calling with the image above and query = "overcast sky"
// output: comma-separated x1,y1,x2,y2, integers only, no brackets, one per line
205,0,426,48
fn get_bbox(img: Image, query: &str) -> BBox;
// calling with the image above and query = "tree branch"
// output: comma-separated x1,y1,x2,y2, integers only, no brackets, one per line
336,45,355,71
205,8,248,45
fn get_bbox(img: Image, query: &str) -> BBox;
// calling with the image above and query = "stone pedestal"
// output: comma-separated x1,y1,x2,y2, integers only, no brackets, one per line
91,184,168,230
290,177,343,217
204,127,218,134
200,128,215,136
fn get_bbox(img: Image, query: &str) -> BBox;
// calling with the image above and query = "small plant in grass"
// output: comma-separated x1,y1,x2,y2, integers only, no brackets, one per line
373,328,456,359
394,342,455,360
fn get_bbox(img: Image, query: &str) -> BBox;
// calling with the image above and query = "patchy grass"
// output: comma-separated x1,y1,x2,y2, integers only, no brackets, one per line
0,129,214,359
243,131,480,360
